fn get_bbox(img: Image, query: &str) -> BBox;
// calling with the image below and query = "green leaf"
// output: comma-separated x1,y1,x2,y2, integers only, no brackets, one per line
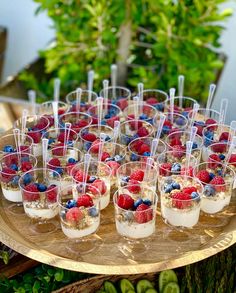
54,269,64,282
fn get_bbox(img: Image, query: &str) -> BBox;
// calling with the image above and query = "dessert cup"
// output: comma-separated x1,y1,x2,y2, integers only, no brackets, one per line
153,112,188,139
165,96,198,117
139,89,168,112
99,86,131,110
66,89,98,112
160,175,203,228
165,130,203,162
71,161,112,210
123,102,157,125
19,168,61,233
14,115,50,157
58,183,101,254
193,162,235,214
128,137,166,162
0,133,33,155
120,119,155,146
59,111,92,134
87,103,123,127
79,124,114,153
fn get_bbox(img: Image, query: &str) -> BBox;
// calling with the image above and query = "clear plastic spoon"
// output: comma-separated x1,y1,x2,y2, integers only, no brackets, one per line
53,78,61,102
87,70,94,104
178,75,184,109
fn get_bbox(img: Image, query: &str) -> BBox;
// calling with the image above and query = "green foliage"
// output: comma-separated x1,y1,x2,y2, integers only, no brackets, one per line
19,0,232,103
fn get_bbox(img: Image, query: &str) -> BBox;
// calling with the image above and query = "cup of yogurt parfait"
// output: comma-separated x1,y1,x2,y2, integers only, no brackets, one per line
120,119,155,146
19,168,61,233
160,175,203,228
194,162,235,214
165,130,203,162
59,111,92,134
99,86,131,110
153,112,188,139
47,146,82,192
0,133,34,155
66,89,98,112
138,89,168,112
128,137,166,162
113,184,158,239
58,183,100,240
71,161,112,210
165,96,198,118
42,127,78,149
79,124,114,153
0,152,37,202
123,102,157,125
14,115,50,157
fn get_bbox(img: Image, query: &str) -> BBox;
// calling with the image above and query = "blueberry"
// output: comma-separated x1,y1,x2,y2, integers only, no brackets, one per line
209,173,215,180
191,192,200,202
37,184,47,192
204,185,216,197
134,198,143,209
105,157,114,162
182,111,189,118
101,120,107,125
105,135,111,142
219,154,225,160
84,142,92,151
104,114,111,119
23,173,33,185
171,182,181,190
48,138,55,145
88,176,97,183
10,164,18,171
143,152,150,156
66,199,77,209
139,114,148,120
12,175,20,186
67,140,73,147
195,121,205,127
192,142,198,149
124,211,134,221
205,130,214,139
130,153,140,161
164,184,173,193
171,163,181,173
143,199,152,206
162,125,170,135
204,138,212,147
155,103,164,112
114,155,122,162
68,158,76,164
217,169,223,176
121,176,130,183
111,99,117,105
89,207,99,217
54,167,63,175
176,117,185,126
123,136,131,145
3,145,15,153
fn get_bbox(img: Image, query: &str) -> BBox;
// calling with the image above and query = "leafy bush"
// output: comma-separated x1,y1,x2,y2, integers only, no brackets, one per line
19,0,232,102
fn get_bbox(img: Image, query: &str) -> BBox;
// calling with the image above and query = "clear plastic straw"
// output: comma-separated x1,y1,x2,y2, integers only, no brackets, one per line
28,90,36,115
87,70,94,104
206,83,216,117
111,64,117,99
178,75,184,109
138,83,144,103
82,153,91,193
53,78,61,102
169,88,175,124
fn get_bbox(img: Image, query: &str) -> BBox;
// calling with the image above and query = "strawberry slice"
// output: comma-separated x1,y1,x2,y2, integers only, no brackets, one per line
169,137,182,147
172,145,185,158
77,194,93,207
180,166,193,177
117,193,134,209
130,169,144,181
27,132,41,143
128,119,143,130
134,203,153,223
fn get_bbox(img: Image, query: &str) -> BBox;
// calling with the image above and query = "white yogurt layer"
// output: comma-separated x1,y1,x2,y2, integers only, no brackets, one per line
23,202,58,219
116,219,155,239
161,203,200,228
2,187,22,202
33,143,42,157
61,220,100,238
201,194,231,214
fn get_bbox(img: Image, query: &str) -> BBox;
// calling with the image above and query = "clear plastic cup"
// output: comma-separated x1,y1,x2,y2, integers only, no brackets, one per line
120,120,155,146
87,103,123,127
128,137,166,162
70,161,112,210
165,96,198,117
193,162,235,214
160,175,203,228
123,102,157,124
59,111,92,134
113,185,158,239
165,130,203,162
99,86,131,110
66,89,98,112
139,89,168,112
14,115,50,157
0,133,33,155
79,124,114,153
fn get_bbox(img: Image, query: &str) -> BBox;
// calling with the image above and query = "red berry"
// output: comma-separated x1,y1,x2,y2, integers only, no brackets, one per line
128,119,143,130
106,116,119,128
146,97,158,105
210,176,226,192
138,143,150,155
106,161,120,176
27,132,41,143
208,154,221,169
77,194,93,207
117,193,134,209
169,137,182,147
131,140,144,152
101,152,110,161
0,168,17,183
196,170,211,184
82,133,97,142
46,185,57,202
229,154,236,167
180,166,193,177
58,109,65,115
182,186,197,195
66,162,76,175
52,144,64,156
137,127,149,137
23,184,40,201
130,169,144,181
164,120,172,128
196,125,203,136
172,192,192,209
57,132,67,143
73,169,90,183
205,118,217,126
21,161,33,172
90,179,107,195
211,143,227,153
66,207,84,223
159,163,172,176
48,158,61,168
219,132,230,142
127,179,141,194
172,145,185,158
134,204,153,224
116,98,128,110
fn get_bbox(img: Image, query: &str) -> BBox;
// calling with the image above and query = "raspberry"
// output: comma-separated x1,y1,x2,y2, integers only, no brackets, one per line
127,179,141,194
21,161,33,172
182,186,197,195
106,116,119,128
66,162,76,175
90,179,107,195
27,132,41,143
146,97,158,105
208,154,221,169
138,143,150,155
229,154,236,167
131,140,144,152
89,139,101,154
82,133,97,142
66,207,84,223
76,120,89,129
57,132,67,143
196,125,203,136
23,184,40,201
163,120,172,128
58,109,65,115
169,137,182,147
116,98,128,110
0,168,17,183
180,166,193,177
134,204,153,223
205,118,217,126
211,143,227,153
137,127,149,137
196,170,211,184
117,193,134,210
172,145,185,158
101,152,110,161
210,176,226,192
73,169,90,183
52,144,64,156
48,158,61,168
128,119,143,130
46,185,57,202
106,161,120,176
130,169,144,181
77,194,93,207
172,192,192,209
219,132,230,142
159,163,172,176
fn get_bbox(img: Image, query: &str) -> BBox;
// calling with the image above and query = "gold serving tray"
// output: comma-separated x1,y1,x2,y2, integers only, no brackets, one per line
0,191,235,275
